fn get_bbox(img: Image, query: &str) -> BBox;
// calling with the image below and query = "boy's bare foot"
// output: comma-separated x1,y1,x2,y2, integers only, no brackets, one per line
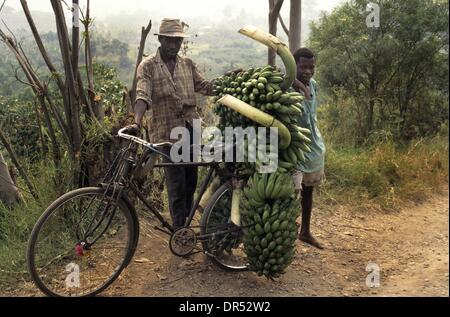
299,232,324,249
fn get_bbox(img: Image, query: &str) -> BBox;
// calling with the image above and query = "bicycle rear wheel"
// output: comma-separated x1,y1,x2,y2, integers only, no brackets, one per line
200,183,248,272
27,187,137,297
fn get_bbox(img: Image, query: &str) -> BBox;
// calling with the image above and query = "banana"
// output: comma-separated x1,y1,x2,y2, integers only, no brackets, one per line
260,65,274,73
292,146,305,162
278,94,290,104
269,83,281,91
270,71,284,77
299,142,311,153
281,150,291,163
251,175,262,201
272,91,282,101
268,76,284,84
287,147,298,164
276,166,288,174
257,174,265,201
297,132,312,144
289,96,303,104
265,172,277,198
270,180,281,199
288,92,303,97
290,105,303,115
251,72,261,80
296,126,312,135
259,71,273,78
276,114,291,125
279,161,295,170
265,84,275,94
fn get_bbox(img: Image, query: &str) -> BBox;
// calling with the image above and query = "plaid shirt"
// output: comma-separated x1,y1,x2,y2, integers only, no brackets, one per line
136,48,214,143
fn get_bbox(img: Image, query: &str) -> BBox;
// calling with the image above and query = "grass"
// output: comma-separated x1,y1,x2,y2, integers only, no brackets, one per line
317,136,449,212
0,160,66,286
0,155,171,288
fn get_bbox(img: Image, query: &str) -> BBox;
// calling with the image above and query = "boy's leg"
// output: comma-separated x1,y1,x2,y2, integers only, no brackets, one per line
298,170,324,249
298,185,323,249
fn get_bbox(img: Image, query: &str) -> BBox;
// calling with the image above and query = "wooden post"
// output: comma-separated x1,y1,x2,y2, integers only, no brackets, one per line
288,0,302,53
268,0,284,66
131,20,152,105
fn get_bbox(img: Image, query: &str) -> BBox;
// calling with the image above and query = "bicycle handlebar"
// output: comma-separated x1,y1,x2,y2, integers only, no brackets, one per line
118,127,173,149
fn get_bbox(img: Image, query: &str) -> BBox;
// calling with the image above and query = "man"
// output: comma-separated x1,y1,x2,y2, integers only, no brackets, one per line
126,18,214,230
292,48,326,249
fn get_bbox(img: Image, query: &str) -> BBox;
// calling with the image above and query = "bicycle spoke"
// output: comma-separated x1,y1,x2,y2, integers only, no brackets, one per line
200,184,248,272
28,188,134,297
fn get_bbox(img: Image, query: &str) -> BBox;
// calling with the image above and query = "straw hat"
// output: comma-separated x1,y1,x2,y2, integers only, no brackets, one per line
154,18,190,38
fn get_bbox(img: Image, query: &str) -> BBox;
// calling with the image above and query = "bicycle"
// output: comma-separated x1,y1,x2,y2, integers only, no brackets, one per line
27,127,248,297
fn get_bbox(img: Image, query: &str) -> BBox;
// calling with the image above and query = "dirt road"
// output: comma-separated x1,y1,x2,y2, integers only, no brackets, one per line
4,186,449,297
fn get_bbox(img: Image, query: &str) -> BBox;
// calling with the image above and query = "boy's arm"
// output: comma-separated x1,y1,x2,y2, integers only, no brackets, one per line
293,79,312,100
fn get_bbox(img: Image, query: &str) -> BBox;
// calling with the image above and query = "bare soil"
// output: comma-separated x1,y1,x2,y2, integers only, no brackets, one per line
3,186,448,297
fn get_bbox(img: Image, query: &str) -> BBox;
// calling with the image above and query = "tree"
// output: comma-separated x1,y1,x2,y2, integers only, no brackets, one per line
308,0,449,142
1,1,135,188
130,20,152,106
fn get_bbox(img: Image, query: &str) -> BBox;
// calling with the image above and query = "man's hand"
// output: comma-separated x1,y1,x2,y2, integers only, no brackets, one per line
122,123,140,136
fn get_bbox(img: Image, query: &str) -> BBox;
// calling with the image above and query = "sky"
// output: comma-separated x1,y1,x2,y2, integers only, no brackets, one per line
4,0,343,19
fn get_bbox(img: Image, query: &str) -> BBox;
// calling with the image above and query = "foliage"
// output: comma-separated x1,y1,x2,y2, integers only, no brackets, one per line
309,0,449,143
0,97,41,158
0,159,70,286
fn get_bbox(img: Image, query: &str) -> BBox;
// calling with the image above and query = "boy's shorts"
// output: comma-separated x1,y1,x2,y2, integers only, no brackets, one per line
292,170,324,196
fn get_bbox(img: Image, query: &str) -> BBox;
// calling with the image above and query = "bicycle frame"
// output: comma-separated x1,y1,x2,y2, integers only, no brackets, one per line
126,163,218,235
98,128,235,238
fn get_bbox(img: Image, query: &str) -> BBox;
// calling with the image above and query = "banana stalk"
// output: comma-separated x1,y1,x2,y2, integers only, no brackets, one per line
218,94,291,150
238,26,297,91
199,176,221,210
230,187,242,226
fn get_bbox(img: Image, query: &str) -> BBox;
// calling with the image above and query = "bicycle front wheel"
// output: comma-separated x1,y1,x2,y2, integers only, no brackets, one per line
27,187,137,297
200,183,248,272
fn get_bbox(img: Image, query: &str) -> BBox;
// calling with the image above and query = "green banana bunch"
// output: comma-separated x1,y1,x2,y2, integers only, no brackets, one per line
212,65,313,166
212,66,305,126
276,124,313,173
240,172,300,279
211,64,315,280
